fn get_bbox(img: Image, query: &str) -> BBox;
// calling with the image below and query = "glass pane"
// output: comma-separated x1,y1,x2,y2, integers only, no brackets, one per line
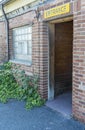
28,41,32,47
14,42,18,47
16,30,18,35
22,29,25,34
19,29,21,35
22,42,27,55
28,27,32,33
13,30,16,36
19,36,21,41
18,42,22,54
25,36,27,40
28,56,32,61
15,46,20,54
28,47,32,55
28,34,32,40
21,35,25,40
15,36,17,41
13,26,32,62
15,48,18,54
25,27,28,33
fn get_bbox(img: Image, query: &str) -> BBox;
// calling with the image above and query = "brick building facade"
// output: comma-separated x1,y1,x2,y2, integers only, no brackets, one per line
0,0,85,123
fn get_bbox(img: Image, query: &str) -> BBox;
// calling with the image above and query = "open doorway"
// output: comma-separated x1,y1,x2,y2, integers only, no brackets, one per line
47,20,73,116
55,21,73,96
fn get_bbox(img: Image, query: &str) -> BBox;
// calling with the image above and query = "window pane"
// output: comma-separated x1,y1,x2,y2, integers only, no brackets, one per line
14,42,18,47
24,29,27,34
28,27,32,33
13,26,32,62
28,47,32,55
28,41,32,47
18,42,22,54
28,34,32,40
19,36,21,41
21,35,24,40
22,42,27,55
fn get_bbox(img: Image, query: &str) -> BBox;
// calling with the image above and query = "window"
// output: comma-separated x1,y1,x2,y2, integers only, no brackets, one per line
13,26,32,63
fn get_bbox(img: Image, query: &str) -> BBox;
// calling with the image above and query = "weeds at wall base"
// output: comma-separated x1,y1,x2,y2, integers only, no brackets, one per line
0,62,45,109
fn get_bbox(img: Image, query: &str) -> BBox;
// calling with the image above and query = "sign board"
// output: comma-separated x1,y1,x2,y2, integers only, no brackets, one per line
44,3,70,19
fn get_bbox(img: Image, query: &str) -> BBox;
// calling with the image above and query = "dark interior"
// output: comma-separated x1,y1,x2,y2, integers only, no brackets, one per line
54,21,73,96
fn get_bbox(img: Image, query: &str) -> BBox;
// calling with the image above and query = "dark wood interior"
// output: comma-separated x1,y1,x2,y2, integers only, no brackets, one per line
54,21,73,96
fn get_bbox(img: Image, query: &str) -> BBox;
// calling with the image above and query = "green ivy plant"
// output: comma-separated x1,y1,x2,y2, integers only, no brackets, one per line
0,62,45,109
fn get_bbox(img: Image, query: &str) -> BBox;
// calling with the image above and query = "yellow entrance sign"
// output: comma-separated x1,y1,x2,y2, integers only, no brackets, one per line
44,3,70,19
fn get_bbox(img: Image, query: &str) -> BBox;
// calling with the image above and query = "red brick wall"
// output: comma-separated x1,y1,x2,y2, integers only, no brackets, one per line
0,0,85,123
9,11,35,75
41,0,74,21
0,22,7,63
73,0,85,123
32,21,49,99
0,0,74,100
8,12,49,99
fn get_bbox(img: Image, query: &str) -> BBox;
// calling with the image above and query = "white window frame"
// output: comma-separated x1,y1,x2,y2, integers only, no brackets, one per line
12,25,32,64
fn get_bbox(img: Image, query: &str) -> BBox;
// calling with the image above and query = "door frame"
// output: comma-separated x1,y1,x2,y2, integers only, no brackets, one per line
48,16,73,100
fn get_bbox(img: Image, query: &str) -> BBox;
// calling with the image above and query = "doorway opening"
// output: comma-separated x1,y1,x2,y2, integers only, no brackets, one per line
55,21,73,96
47,19,73,116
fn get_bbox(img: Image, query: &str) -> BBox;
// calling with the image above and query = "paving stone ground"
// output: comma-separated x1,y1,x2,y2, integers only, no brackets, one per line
0,100,85,130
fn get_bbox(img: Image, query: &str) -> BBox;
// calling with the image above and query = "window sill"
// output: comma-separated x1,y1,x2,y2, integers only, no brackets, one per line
9,60,32,66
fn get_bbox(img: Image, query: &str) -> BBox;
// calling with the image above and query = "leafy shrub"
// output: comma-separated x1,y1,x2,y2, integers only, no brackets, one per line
0,62,45,109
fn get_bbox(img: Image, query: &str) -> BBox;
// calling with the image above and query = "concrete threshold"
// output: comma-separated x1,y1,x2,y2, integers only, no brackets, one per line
46,91,72,119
